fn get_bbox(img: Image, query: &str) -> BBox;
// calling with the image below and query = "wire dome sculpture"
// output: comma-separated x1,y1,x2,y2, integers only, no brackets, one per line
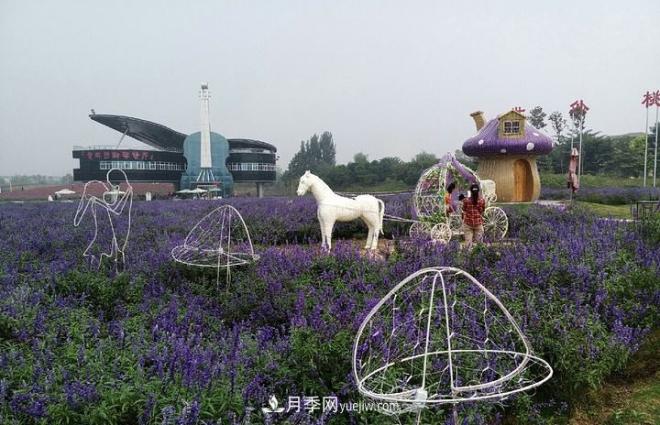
73,168,133,271
171,205,259,290
353,267,552,423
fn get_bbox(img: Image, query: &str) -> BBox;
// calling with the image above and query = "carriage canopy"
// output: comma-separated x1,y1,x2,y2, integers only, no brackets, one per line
413,153,480,219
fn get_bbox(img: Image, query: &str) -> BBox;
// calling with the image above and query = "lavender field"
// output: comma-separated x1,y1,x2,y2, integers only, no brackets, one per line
0,197,658,424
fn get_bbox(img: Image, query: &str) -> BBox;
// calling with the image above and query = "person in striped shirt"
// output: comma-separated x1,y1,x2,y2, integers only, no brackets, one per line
462,183,485,247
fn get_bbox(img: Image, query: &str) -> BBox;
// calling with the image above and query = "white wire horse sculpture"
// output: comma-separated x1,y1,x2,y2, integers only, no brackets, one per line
353,267,553,424
73,168,133,271
296,171,385,250
171,205,259,291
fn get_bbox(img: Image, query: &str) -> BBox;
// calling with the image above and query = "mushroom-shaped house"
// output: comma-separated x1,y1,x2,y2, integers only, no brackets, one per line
462,110,553,202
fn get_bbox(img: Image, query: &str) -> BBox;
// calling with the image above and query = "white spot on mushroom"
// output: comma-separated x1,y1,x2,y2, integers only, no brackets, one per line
478,139,484,145
500,148,507,154
526,142,535,151
533,132,539,136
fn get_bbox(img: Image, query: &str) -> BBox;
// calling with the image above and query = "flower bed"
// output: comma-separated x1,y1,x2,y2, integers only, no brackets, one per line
540,186,660,205
0,200,658,424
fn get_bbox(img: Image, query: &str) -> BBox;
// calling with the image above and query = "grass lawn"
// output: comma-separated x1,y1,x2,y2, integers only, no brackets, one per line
541,174,643,188
576,202,633,219
570,330,660,425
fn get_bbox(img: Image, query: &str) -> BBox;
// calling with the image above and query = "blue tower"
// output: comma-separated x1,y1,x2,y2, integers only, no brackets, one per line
180,131,233,196
180,83,234,197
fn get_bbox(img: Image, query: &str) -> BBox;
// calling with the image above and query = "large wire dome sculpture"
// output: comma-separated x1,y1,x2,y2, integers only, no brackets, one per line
412,154,507,242
353,267,553,423
171,205,259,290
73,168,133,271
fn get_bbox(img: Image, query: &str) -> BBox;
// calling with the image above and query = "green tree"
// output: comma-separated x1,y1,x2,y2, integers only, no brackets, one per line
284,132,337,183
353,152,369,163
319,131,336,166
529,106,547,130
548,111,566,143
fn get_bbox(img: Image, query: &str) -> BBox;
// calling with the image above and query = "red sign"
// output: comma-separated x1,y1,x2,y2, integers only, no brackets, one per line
642,91,654,108
570,99,589,114
82,150,155,161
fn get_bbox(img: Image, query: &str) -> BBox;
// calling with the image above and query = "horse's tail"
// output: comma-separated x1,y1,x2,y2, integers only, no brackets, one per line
377,198,385,235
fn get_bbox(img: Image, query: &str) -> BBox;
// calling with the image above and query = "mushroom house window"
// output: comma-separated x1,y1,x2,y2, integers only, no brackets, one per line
503,121,521,135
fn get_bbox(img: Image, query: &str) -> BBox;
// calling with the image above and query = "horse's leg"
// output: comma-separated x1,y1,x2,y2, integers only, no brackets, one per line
371,218,380,250
365,223,374,250
371,217,380,250
325,220,335,251
317,210,326,250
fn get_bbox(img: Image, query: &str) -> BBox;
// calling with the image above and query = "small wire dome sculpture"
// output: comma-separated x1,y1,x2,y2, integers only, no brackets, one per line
171,205,259,290
353,267,552,423
73,168,133,271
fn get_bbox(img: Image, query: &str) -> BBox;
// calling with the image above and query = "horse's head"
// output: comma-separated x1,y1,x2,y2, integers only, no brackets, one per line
296,171,314,196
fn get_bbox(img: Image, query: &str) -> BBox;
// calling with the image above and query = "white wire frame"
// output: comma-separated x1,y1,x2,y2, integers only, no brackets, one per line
413,165,449,220
73,168,133,270
483,206,508,241
171,205,259,288
352,267,552,413
413,163,508,242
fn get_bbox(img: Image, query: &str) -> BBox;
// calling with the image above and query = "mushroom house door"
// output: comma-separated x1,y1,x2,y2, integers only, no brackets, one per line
513,159,533,202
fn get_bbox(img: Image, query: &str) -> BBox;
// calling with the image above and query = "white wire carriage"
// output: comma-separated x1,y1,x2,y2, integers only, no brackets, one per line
353,267,553,422
410,154,508,244
171,205,259,289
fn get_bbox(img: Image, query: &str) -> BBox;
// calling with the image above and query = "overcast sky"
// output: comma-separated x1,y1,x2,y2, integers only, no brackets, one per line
1,0,659,176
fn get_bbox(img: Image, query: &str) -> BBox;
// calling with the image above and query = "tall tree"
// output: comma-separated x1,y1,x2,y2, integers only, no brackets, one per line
528,106,547,130
353,152,369,163
545,111,568,173
284,132,337,183
319,131,336,166
548,111,566,143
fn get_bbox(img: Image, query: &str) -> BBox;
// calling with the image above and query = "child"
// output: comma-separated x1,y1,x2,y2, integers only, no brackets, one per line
444,182,456,216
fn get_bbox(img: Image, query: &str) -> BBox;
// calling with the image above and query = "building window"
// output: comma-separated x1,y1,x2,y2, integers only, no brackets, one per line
503,121,521,135
227,162,276,172
98,160,184,171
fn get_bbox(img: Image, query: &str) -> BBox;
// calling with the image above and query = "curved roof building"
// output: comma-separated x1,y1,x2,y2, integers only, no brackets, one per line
74,104,277,197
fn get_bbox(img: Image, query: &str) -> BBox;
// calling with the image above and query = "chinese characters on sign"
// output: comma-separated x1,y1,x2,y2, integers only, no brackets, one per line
641,90,660,108
84,150,155,161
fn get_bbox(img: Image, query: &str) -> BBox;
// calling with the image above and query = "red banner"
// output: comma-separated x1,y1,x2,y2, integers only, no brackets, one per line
83,150,155,161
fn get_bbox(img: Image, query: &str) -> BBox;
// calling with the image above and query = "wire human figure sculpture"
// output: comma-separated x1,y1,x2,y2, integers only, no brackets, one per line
171,205,259,291
297,170,385,250
353,267,553,424
73,168,133,271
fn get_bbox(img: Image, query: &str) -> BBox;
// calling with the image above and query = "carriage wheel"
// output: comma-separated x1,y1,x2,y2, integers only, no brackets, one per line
484,192,497,205
409,222,431,239
483,207,508,241
430,223,452,243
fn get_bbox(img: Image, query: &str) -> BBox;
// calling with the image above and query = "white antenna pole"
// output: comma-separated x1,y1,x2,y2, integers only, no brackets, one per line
200,83,212,169
577,119,583,181
644,106,649,187
196,83,216,184
654,103,658,188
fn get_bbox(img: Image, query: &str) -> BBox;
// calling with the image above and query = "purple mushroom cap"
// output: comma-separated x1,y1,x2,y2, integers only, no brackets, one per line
462,117,554,156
